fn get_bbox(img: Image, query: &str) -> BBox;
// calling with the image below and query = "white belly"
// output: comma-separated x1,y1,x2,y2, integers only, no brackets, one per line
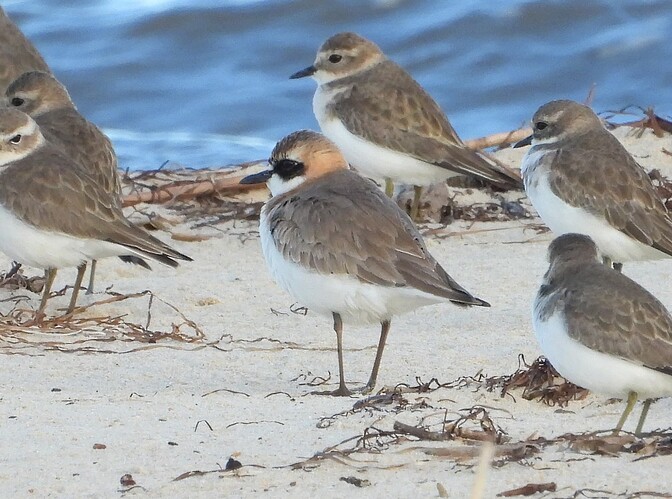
0,205,140,269
313,88,453,186
259,211,446,324
533,312,672,399
524,154,664,262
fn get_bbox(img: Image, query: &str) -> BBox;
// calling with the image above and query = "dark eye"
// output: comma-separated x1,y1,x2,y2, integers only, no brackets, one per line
535,121,548,130
11,97,24,107
328,54,342,63
273,158,305,180
9,134,21,144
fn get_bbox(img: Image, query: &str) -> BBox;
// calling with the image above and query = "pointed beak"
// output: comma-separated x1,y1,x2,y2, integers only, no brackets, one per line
290,65,317,79
513,134,533,148
240,169,273,185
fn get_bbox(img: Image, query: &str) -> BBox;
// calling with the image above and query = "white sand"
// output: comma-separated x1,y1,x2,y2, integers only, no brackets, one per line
1,128,672,497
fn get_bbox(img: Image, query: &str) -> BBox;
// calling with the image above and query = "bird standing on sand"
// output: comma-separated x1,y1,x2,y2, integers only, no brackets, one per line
241,130,489,396
534,233,672,435
291,32,522,220
0,108,191,320
5,70,138,293
516,99,672,272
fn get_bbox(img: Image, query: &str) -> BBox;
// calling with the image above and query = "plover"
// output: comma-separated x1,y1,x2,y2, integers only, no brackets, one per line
0,7,50,92
534,233,672,435
5,70,131,292
240,129,489,396
290,32,522,220
0,108,191,319
516,99,672,272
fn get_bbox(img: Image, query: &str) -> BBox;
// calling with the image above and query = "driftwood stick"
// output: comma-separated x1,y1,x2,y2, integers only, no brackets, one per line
122,174,264,207
463,127,532,150
121,125,536,208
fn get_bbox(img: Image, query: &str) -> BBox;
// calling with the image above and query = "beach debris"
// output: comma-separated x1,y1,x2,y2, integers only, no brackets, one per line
119,474,136,487
485,354,590,406
92,443,106,450
340,476,371,488
497,482,557,497
225,457,242,471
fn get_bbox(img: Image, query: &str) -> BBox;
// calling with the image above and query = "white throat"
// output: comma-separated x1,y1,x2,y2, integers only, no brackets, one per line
267,174,306,197
531,135,561,146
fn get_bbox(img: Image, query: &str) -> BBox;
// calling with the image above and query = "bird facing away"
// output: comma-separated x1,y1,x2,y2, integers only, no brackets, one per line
290,32,522,220
0,7,50,92
516,99,672,272
240,129,490,396
0,108,191,320
534,233,672,435
5,70,139,293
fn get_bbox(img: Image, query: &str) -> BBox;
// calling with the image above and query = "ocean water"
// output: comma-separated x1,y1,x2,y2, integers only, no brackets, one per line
4,0,672,170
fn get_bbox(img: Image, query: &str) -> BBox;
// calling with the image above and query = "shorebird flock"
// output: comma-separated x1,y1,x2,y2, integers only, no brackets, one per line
2,10,672,435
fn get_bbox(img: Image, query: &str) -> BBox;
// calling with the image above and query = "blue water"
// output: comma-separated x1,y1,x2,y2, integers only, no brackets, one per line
5,0,672,170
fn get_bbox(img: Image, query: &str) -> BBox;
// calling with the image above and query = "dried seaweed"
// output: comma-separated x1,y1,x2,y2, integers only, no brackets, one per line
0,288,205,353
486,354,590,406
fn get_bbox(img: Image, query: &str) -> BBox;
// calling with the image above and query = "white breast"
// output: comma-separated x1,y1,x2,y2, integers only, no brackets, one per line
258,208,447,324
533,310,672,399
523,148,665,262
313,87,454,187
0,204,143,269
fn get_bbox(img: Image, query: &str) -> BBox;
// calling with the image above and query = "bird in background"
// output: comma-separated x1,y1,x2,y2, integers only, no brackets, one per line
291,32,522,221
0,108,191,321
516,99,672,272
5,70,146,293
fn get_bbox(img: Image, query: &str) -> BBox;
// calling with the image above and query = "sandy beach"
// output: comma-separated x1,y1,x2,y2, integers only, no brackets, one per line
1,126,672,497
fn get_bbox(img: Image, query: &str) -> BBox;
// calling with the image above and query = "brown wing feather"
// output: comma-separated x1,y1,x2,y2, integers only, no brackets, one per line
330,61,521,189
560,264,672,370
0,145,190,265
264,169,488,306
37,108,122,198
549,130,672,256
0,8,50,90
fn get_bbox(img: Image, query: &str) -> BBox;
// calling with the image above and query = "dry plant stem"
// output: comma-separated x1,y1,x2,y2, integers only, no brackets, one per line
67,263,87,314
470,442,495,499
87,259,97,295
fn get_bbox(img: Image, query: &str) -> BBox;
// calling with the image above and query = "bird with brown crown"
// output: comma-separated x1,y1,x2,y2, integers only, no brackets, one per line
241,130,490,396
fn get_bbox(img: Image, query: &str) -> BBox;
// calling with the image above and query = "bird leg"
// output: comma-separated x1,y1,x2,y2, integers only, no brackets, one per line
361,320,391,394
410,186,423,221
36,268,57,321
86,259,97,294
312,313,352,396
66,263,87,315
384,178,394,198
634,398,652,436
613,391,638,435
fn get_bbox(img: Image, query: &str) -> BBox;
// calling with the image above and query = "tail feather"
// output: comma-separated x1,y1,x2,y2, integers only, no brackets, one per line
118,255,152,270
107,223,192,268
